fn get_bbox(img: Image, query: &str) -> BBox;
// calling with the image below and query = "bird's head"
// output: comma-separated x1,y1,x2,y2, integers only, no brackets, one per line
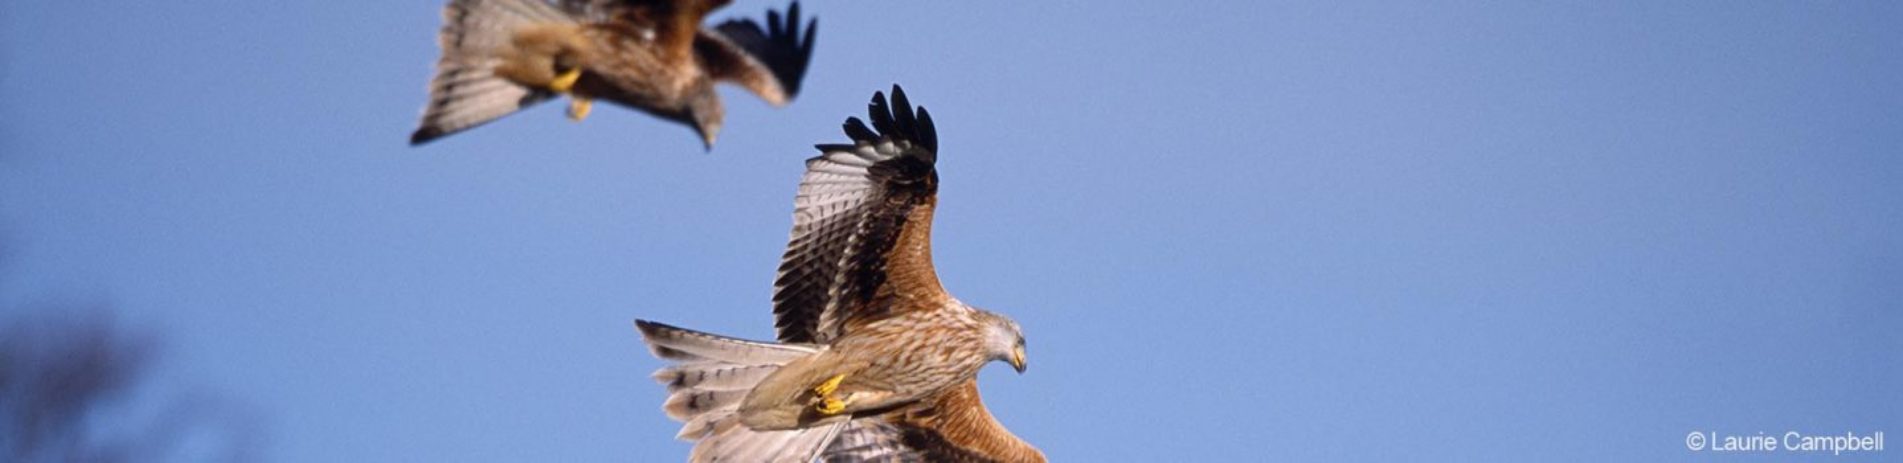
978,310,1028,374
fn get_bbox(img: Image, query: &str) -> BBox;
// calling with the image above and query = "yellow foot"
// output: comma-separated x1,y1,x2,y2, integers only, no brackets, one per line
814,373,846,396
549,68,581,93
816,396,847,415
567,98,593,122
811,373,850,415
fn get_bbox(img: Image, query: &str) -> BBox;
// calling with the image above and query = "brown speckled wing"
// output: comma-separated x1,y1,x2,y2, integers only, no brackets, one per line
772,85,941,344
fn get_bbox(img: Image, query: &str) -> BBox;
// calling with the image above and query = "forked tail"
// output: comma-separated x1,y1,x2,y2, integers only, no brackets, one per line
410,0,575,145
634,320,847,463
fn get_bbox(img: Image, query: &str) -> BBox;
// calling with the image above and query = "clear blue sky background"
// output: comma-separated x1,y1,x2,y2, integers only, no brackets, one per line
2,1,1898,461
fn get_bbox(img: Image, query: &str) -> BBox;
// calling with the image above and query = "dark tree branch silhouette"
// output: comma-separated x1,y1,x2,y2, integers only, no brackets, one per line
1,248,263,462
0,310,154,463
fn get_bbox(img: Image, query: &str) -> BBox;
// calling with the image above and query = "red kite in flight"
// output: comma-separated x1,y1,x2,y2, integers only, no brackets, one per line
412,0,815,149
637,86,1045,462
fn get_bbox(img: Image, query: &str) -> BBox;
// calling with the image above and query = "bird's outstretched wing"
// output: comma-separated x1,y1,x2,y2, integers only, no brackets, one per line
698,1,816,106
822,381,1046,463
772,85,941,345
410,0,579,145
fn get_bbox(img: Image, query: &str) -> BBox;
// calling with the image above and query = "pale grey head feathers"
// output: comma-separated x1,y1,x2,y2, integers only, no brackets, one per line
974,309,1027,374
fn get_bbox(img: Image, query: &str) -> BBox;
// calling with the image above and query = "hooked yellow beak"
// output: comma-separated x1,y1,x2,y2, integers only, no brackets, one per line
1010,345,1027,373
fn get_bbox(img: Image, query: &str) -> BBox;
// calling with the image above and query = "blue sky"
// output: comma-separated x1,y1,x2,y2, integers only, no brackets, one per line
2,1,1898,461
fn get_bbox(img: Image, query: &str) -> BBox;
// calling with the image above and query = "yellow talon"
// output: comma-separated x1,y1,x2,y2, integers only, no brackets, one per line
549,68,581,93
567,98,593,122
814,373,846,397
816,397,846,415
811,373,850,414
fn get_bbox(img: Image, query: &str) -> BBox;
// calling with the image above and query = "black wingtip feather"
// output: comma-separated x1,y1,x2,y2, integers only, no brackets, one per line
802,19,817,54
916,107,937,154
786,1,801,35
843,117,878,143
409,128,441,146
867,91,896,138
890,86,917,135
834,85,937,154
634,319,664,334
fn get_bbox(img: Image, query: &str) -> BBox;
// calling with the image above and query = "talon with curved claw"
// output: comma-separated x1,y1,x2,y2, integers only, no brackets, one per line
812,373,849,415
